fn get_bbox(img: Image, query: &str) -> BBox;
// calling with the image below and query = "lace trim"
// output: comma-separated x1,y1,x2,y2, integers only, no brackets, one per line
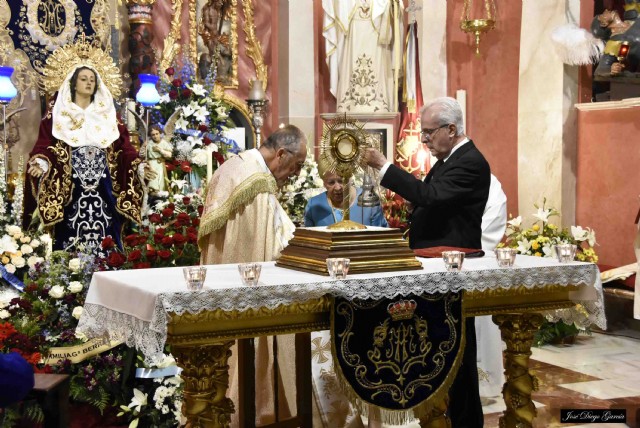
77,263,604,363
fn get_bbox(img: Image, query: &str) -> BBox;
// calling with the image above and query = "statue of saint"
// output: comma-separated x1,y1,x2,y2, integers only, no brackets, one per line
591,8,640,78
322,0,403,113
24,40,152,253
198,0,232,82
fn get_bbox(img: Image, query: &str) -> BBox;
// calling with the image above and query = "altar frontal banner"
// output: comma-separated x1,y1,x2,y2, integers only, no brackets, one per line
332,292,465,424
43,337,122,365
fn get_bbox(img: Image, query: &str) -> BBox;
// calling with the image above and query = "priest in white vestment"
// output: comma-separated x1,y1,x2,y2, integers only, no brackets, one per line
198,125,307,426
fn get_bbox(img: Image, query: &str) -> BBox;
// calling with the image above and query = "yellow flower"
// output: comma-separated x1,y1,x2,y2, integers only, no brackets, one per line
1,256,9,264
532,224,540,232
531,241,540,250
548,224,557,230
534,252,542,257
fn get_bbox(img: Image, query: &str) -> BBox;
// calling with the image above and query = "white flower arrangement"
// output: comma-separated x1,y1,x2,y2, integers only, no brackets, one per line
277,150,325,226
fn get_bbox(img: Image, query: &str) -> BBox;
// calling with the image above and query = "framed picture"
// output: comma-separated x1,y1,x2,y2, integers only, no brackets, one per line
363,123,394,159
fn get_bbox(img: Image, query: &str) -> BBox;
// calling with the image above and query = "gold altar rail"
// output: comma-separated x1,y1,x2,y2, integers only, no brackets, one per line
166,283,581,428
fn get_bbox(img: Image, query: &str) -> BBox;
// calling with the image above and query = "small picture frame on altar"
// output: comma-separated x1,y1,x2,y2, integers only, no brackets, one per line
363,125,393,159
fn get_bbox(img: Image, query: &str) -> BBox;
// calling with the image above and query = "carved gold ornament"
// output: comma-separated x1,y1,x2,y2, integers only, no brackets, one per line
242,0,267,91
42,35,123,98
460,0,496,56
159,0,184,76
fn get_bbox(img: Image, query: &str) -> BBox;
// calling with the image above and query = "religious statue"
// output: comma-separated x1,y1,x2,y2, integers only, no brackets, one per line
591,7,640,78
198,0,232,82
322,0,403,113
146,125,173,195
24,38,150,253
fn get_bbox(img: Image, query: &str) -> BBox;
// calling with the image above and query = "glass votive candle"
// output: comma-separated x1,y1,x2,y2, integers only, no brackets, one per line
183,266,207,291
555,244,577,263
442,251,465,272
326,258,350,279
495,248,517,268
238,263,262,286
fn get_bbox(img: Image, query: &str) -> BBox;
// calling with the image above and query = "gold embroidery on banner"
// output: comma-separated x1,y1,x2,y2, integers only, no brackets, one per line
106,147,120,193
338,54,389,112
38,141,73,226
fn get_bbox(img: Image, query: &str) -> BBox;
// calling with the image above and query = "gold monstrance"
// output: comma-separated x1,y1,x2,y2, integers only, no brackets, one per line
276,115,422,275
318,115,370,230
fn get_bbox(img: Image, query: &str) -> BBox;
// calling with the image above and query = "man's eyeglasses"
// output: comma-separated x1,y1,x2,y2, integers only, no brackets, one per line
420,124,449,141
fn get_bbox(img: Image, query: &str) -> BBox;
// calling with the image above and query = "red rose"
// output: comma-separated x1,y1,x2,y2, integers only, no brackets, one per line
101,236,116,249
203,136,212,146
127,249,142,262
180,162,192,173
173,233,186,246
158,250,172,260
183,196,191,205
161,236,174,246
169,90,178,100
192,217,200,226
187,232,198,244
107,252,126,268
153,234,164,244
161,208,174,218
155,227,166,236
133,262,151,269
124,234,139,247
198,124,208,132
165,163,176,172
146,249,157,261
181,89,192,98
172,78,182,87
167,203,175,210
186,226,197,235
149,213,162,224
165,67,175,76
213,151,225,165
176,212,190,226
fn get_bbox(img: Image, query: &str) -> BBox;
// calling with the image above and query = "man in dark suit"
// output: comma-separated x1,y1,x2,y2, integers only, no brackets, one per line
364,96,490,428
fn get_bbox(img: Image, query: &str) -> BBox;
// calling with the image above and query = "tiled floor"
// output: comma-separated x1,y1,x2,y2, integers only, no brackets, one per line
482,332,640,428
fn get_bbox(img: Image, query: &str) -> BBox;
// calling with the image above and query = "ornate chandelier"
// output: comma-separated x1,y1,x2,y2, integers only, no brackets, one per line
460,0,496,56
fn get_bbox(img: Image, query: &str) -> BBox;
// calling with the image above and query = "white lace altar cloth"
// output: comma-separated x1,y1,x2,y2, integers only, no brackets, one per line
76,253,606,363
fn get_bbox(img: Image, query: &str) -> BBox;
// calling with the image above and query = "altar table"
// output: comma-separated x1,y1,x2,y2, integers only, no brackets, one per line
77,254,605,428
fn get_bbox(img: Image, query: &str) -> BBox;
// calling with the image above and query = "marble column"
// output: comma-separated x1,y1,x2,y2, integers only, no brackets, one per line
517,0,580,225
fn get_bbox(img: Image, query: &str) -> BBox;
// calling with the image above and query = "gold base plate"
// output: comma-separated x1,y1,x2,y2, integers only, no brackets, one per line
276,227,423,275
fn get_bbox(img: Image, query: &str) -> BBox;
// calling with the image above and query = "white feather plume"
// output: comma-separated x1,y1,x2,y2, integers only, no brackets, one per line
551,23,605,65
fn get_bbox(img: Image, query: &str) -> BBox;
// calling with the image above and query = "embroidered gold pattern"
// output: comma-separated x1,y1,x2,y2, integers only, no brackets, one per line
338,54,389,112
115,158,143,224
37,141,73,226
60,111,84,130
106,147,121,193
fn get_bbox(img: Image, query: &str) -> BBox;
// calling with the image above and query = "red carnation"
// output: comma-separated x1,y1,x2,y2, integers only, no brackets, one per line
158,250,172,260
181,89,192,98
198,124,208,132
161,207,174,218
213,151,225,165
101,236,116,249
183,196,191,205
165,67,175,76
133,262,151,269
165,163,176,172
127,250,142,262
169,90,178,100
180,162,192,173
172,78,182,87
203,136,212,146
149,213,162,224
107,252,126,268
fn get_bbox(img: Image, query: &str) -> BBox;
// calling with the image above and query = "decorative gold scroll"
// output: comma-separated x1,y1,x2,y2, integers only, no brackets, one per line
159,0,184,76
242,0,267,91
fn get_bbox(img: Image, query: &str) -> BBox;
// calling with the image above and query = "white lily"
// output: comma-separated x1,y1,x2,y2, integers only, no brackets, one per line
189,83,207,96
175,116,189,131
181,105,196,118
159,94,170,103
532,207,551,223
215,106,229,119
193,105,210,123
187,135,203,148
171,179,188,190
507,216,522,228
517,239,531,254
128,388,148,413
0,235,18,254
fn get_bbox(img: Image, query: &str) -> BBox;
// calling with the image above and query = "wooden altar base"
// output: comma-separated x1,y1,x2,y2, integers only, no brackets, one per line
276,226,423,275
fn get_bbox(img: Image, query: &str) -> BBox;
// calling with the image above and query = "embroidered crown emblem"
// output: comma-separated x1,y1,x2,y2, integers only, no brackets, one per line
387,299,417,321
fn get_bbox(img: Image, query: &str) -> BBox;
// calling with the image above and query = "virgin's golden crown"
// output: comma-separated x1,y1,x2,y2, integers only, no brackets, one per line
42,34,122,98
